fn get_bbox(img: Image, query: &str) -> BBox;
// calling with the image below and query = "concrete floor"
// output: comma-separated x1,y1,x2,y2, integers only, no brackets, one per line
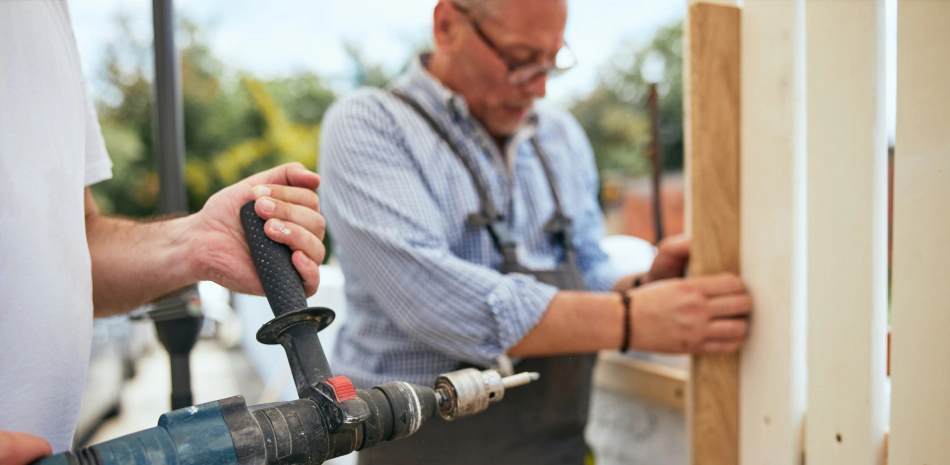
89,340,256,443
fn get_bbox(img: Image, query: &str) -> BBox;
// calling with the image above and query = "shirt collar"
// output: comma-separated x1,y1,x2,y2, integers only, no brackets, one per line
394,54,538,130
392,54,540,175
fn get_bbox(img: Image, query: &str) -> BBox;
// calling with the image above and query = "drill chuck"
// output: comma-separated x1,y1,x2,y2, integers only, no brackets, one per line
434,368,541,421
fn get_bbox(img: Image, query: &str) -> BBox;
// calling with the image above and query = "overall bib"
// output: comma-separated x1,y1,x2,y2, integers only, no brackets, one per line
356,92,595,465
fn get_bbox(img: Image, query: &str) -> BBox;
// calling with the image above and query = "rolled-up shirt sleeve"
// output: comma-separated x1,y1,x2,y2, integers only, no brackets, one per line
319,94,557,366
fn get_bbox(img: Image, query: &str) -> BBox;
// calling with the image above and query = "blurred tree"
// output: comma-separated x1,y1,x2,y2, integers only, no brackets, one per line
343,37,432,89
569,21,684,179
91,16,336,216
91,13,160,217
199,76,324,203
344,42,393,89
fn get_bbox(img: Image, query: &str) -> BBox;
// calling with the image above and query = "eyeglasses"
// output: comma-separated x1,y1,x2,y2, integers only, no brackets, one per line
452,2,576,87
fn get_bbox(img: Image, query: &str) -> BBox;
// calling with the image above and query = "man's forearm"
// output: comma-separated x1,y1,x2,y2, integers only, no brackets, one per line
83,164,327,318
86,212,199,318
508,291,625,358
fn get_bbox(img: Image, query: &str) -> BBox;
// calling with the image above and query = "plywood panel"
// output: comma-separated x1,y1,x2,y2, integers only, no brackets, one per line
804,1,889,464
685,3,741,464
889,1,950,462
738,1,808,464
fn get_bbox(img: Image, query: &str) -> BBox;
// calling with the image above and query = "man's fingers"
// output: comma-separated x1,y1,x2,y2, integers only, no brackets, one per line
245,163,321,190
704,317,748,341
698,315,749,353
657,234,690,259
292,250,321,297
264,219,326,268
647,234,691,281
709,294,753,318
0,431,52,465
253,184,320,212
284,165,321,190
256,197,326,241
690,273,746,297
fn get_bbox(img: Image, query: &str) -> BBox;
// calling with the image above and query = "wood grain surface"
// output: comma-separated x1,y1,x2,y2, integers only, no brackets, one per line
685,3,741,465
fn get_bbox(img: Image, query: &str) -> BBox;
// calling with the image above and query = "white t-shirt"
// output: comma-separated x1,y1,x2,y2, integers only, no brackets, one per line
0,0,113,452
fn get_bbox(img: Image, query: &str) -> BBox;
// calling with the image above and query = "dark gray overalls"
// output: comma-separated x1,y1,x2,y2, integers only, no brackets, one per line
356,91,595,465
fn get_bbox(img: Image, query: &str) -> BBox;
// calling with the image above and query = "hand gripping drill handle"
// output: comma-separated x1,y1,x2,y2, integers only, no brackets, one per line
239,201,335,395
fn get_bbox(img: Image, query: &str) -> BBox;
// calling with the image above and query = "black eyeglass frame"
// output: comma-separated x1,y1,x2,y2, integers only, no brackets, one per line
452,2,576,86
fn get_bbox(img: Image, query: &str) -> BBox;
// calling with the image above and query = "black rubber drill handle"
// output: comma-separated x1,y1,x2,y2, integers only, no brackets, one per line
240,201,308,318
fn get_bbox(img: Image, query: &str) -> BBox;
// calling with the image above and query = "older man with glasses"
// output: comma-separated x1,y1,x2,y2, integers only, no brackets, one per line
319,0,752,463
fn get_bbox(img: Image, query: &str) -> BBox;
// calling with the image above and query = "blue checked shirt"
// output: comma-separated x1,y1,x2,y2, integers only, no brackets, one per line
319,56,624,388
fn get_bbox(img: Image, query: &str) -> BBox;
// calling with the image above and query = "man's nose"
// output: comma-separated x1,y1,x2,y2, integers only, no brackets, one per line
523,73,548,99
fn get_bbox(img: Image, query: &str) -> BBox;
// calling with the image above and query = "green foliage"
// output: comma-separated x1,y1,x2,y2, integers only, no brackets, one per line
569,21,684,179
90,16,337,217
90,12,684,223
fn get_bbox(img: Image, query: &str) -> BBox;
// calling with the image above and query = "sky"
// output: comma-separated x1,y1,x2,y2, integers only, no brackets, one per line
68,0,897,139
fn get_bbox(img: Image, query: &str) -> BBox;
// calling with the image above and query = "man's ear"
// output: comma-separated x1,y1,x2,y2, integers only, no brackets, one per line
432,0,463,53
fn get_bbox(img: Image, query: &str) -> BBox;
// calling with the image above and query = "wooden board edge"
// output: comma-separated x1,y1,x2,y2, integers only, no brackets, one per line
592,351,688,411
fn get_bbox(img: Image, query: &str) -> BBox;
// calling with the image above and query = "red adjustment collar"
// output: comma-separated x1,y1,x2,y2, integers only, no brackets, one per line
324,376,358,401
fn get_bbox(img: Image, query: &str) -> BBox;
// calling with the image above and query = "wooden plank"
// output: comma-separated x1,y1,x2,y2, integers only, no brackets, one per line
804,1,889,464
738,1,808,464
593,352,688,411
685,3,740,465
889,1,950,462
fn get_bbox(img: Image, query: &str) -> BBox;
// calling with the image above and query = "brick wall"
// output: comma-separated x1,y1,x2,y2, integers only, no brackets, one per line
605,174,685,244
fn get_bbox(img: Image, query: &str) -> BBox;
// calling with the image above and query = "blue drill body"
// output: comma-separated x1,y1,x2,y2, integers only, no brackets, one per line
38,400,237,465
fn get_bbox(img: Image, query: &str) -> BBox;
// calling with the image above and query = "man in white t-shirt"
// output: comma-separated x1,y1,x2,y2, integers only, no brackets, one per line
0,2,327,463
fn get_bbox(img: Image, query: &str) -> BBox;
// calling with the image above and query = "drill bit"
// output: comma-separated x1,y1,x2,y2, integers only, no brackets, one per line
501,372,540,389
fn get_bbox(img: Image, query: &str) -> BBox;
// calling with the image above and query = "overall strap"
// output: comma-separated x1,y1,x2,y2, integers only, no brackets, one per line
390,89,577,268
529,137,576,254
389,89,521,267
529,138,579,271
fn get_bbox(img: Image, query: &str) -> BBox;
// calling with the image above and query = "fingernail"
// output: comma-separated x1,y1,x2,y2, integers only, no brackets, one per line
270,220,290,235
253,185,272,197
259,198,276,213
298,254,310,265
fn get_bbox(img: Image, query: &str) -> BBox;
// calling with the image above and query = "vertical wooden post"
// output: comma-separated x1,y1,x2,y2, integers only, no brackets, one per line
889,1,950,462
804,1,889,464
739,1,807,463
685,3,741,464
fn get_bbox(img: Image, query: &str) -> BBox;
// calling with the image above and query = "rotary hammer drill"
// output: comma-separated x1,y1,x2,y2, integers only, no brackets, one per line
37,201,537,465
